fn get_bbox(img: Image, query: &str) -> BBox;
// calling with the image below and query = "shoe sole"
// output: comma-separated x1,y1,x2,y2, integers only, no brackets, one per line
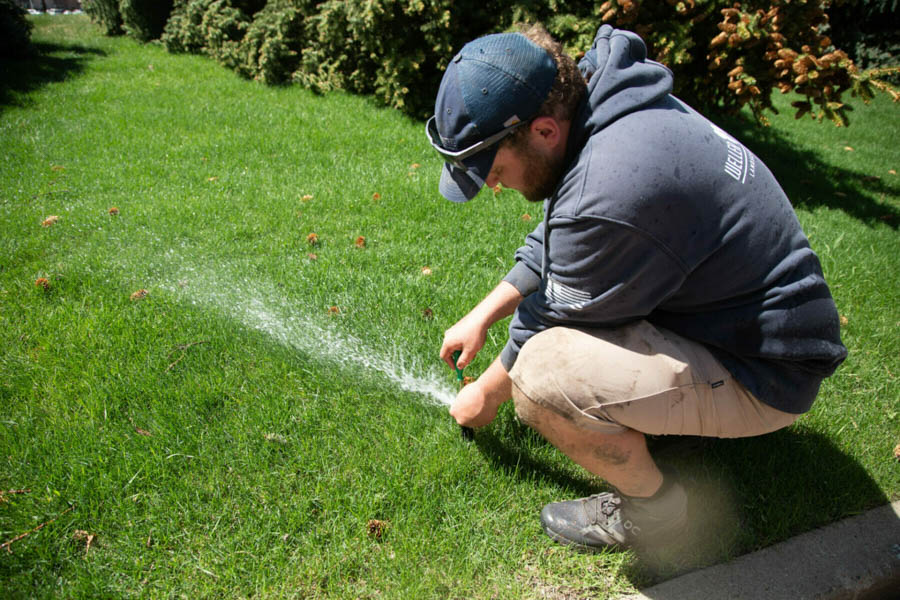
541,522,622,553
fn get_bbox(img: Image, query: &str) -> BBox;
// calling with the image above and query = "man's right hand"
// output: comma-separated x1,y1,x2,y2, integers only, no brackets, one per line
438,280,524,372
439,313,488,371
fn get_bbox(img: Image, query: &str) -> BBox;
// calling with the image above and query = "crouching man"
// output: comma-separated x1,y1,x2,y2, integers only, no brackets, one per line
428,23,847,551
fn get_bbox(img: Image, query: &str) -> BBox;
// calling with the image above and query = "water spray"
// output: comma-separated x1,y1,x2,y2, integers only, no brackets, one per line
452,350,475,441
163,267,458,407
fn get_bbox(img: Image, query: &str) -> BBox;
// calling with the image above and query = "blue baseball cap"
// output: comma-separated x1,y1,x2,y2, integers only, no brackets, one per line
427,32,557,202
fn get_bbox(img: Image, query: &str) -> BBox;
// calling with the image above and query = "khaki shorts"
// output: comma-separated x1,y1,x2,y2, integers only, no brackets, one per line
508,321,798,438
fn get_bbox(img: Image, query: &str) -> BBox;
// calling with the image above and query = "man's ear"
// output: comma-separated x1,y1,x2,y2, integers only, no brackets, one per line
529,116,563,150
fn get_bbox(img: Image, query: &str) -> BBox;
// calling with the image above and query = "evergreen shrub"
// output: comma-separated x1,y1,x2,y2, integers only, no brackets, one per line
237,0,311,84
200,0,250,70
0,0,33,58
83,0,123,36
525,0,897,126
158,0,897,123
161,0,208,53
120,0,175,42
283,0,495,116
162,0,250,70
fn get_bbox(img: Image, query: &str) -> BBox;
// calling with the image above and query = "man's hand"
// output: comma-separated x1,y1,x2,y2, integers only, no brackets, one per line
440,313,488,371
439,281,524,371
449,356,513,428
450,379,499,427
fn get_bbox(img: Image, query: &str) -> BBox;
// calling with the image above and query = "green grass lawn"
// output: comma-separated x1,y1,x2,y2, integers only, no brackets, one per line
1,15,897,599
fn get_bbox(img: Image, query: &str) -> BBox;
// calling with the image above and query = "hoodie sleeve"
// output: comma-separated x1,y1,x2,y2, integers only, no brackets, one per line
502,220,544,297
500,217,687,371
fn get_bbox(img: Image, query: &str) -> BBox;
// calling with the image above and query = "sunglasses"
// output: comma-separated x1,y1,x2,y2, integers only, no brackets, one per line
425,115,528,172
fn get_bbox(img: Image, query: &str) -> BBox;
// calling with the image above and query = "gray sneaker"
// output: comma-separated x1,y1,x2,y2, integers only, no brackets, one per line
540,481,688,552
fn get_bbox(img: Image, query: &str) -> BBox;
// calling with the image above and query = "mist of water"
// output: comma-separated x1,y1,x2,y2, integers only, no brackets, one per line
166,266,457,406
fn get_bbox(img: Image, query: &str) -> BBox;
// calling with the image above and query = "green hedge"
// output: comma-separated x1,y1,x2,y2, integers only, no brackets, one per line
0,0,32,58
82,0,123,36
151,0,898,123
294,0,496,113
236,0,310,84
162,0,250,70
120,0,175,42
84,0,175,41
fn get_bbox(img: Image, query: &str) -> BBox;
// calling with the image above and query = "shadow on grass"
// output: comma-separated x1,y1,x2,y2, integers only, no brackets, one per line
476,416,888,588
474,417,597,499
711,111,899,230
0,41,105,112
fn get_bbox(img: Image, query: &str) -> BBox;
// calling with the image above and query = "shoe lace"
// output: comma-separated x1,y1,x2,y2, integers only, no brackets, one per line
585,492,622,526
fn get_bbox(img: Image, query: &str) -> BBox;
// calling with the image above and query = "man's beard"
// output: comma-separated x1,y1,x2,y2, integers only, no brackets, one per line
515,139,567,203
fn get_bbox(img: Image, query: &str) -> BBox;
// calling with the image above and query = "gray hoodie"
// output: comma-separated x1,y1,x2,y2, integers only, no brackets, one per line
499,25,847,414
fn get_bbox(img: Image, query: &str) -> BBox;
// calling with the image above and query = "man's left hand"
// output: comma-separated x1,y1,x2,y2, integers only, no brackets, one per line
449,355,513,428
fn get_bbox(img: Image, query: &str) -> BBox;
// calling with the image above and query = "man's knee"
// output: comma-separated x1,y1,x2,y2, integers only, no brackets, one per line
510,328,582,427
510,330,629,435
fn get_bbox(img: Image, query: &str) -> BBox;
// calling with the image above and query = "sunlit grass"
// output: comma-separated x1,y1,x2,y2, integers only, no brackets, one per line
0,15,897,599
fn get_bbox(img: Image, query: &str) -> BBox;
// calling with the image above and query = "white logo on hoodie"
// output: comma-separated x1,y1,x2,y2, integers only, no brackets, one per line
711,124,756,184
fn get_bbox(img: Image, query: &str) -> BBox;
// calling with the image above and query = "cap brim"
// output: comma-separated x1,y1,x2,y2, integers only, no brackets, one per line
438,145,497,203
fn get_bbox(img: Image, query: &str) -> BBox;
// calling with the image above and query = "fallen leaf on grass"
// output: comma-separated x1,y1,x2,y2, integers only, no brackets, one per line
0,489,30,504
72,530,96,553
894,443,900,462
207,176,218,182
843,146,854,152
328,305,340,315
41,215,59,227
372,192,381,200
422,308,433,320
130,289,149,301
301,194,313,201
462,376,475,386
108,207,119,215
35,278,50,290
421,266,432,276
521,213,532,221
366,519,389,540
889,169,897,176
354,236,366,248
409,163,420,169
51,165,65,172
307,253,317,261
840,315,849,326
264,433,287,444
135,427,151,437
306,233,319,245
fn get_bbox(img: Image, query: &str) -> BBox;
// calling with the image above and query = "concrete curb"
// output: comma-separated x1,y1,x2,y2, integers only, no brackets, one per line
621,500,900,600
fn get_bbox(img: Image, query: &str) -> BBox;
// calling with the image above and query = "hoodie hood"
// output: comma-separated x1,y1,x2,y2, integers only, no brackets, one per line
571,25,674,150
